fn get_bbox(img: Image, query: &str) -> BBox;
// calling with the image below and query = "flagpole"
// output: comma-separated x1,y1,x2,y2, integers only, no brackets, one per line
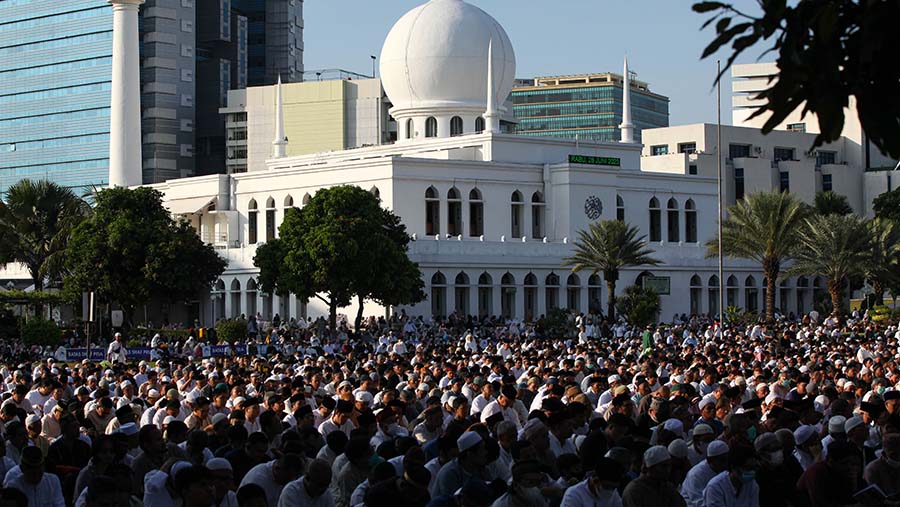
717,60,725,330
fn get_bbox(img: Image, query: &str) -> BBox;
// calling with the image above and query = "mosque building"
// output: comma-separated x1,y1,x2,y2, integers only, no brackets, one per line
104,0,891,325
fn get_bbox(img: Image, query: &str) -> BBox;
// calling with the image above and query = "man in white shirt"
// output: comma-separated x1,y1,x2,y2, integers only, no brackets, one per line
470,382,493,416
561,456,624,507
3,447,65,507
239,455,305,507
680,440,729,507
480,386,522,431
106,333,127,364
318,400,356,438
702,445,759,507
278,459,334,507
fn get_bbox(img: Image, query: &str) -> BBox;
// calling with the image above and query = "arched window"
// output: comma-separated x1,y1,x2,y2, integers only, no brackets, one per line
450,116,463,136
588,274,602,315
477,272,492,317
212,280,226,322
779,278,792,315
230,279,242,318
475,116,485,134
469,188,483,237
616,195,625,222
431,272,447,318
708,274,720,317
501,272,516,318
684,199,697,243
531,191,545,239
690,275,702,315
524,273,538,321
369,186,380,200
302,193,311,206
454,272,470,316
447,187,462,236
667,198,680,242
745,275,759,313
425,186,440,236
425,117,437,138
405,118,413,139
545,272,560,311
283,195,294,208
649,197,661,242
566,273,581,311
265,196,276,242
248,199,258,244
727,275,738,307
511,191,523,238
245,278,258,317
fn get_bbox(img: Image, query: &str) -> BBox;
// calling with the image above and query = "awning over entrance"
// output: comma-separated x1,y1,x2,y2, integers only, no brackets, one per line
165,196,217,215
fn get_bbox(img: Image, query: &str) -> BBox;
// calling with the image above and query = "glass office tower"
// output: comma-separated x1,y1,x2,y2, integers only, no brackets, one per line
0,0,114,196
511,73,669,143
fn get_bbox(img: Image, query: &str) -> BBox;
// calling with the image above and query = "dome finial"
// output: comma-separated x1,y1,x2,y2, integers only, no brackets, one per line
484,38,500,134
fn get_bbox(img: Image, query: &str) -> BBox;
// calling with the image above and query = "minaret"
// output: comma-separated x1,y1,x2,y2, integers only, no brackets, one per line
484,39,500,134
273,75,287,158
619,56,635,144
108,0,145,188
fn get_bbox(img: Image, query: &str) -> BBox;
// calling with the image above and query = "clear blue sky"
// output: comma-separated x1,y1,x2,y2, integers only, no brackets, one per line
304,0,765,126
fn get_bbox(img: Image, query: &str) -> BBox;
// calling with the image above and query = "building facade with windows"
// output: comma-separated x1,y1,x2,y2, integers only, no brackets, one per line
0,0,115,195
640,123,895,217
511,72,669,143
0,0,302,196
731,62,896,172
219,75,393,174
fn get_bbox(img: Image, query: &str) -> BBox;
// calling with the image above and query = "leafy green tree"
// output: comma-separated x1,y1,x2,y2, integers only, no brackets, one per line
615,285,661,328
865,218,900,301
707,191,808,322
0,179,90,291
254,186,423,333
813,191,853,216
563,220,660,321
873,188,900,222
694,0,900,158
790,214,871,321
65,187,226,322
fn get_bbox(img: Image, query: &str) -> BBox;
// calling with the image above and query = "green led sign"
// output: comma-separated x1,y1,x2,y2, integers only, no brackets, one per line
568,154,621,167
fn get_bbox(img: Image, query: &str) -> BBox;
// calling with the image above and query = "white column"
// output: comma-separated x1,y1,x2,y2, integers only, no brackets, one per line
619,56,635,144
108,0,145,188
438,116,452,139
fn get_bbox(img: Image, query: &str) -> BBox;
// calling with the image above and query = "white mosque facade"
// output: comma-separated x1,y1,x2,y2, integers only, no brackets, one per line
135,0,868,325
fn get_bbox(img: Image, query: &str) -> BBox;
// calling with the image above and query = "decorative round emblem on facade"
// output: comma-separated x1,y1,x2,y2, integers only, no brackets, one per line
584,196,602,220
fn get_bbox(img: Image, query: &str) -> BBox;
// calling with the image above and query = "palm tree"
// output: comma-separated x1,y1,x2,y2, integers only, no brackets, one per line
564,219,660,321
813,191,853,216
865,218,900,302
790,214,871,321
0,179,90,291
706,191,808,322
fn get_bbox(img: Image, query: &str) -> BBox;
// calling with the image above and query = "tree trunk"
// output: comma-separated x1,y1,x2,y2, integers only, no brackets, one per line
828,278,844,323
355,294,365,332
606,279,617,322
30,270,43,318
329,299,338,340
763,260,778,323
872,279,884,306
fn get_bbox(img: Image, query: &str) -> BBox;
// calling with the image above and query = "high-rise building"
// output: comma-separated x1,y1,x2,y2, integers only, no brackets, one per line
0,0,303,195
510,72,669,143
232,0,303,86
0,0,115,195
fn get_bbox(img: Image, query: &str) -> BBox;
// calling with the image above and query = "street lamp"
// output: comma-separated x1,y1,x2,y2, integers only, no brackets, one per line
370,55,377,78
316,72,321,81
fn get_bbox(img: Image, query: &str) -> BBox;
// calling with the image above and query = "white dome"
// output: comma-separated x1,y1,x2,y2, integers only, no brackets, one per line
379,0,516,115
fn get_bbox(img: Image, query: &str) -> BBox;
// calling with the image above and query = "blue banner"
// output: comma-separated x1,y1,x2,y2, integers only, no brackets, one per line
202,344,249,357
128,347,153,360
65,348,105,361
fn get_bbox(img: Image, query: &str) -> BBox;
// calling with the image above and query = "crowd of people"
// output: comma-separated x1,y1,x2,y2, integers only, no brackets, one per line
0,307,899,507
